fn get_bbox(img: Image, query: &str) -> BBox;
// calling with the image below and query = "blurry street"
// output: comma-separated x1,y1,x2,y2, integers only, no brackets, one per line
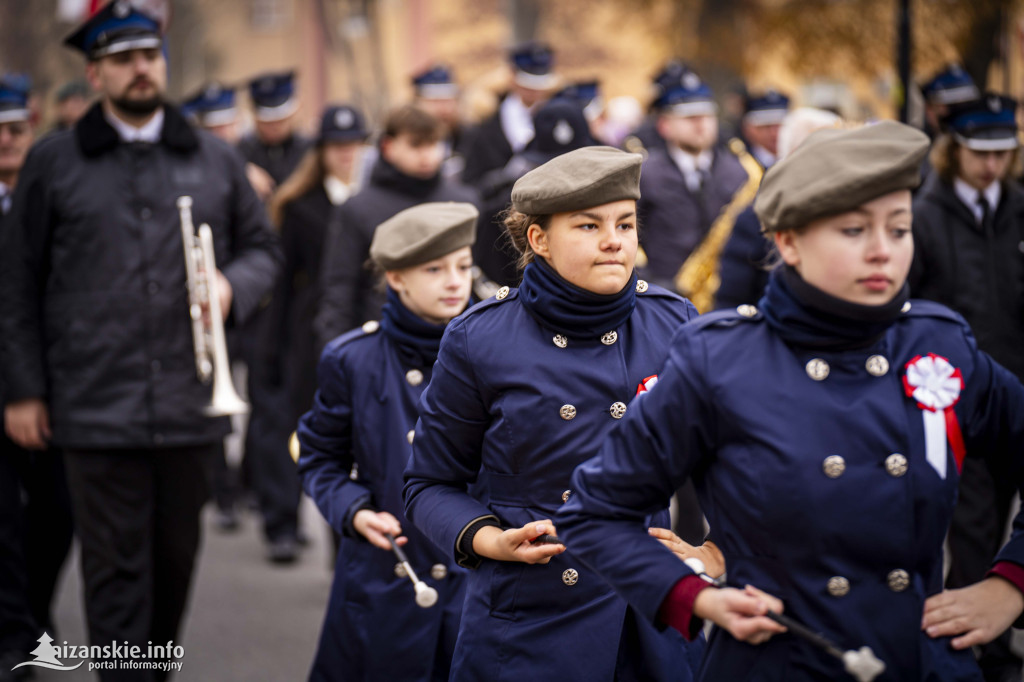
30,497,332,682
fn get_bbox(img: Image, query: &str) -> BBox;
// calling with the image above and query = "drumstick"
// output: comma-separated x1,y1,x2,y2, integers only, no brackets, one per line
683,558,885,682
388,534,438,608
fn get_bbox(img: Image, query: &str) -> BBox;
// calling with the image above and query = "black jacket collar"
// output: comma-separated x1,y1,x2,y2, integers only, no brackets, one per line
920,172,1024,229
75,102,199,157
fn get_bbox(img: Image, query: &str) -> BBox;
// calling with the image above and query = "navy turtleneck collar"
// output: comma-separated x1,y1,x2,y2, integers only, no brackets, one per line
518,257,637,339
380,288,450,369
758,265,909,351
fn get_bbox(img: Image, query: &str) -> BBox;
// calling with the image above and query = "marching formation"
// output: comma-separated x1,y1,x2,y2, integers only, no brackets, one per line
1,2,1023,682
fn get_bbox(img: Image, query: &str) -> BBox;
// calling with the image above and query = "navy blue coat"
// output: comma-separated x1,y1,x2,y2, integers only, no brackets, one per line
297,324,465,682
404,282,704,681
714,205,772,310
559,301,1024,681
637,147,747,290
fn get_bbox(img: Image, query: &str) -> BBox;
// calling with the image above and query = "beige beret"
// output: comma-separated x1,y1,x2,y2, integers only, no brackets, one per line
754,120,930,233
511,146,643,215
370,202,478,270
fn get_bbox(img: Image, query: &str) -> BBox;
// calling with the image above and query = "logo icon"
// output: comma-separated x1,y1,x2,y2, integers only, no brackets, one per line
11,633,83,672
552,119,574,145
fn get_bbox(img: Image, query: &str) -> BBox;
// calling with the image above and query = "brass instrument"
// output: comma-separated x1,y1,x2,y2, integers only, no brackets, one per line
177,196,249,416
674,139,765,313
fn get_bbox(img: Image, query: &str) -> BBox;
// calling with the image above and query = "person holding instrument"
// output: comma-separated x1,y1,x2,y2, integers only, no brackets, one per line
0,4,279,678
296,202,478,681
403,146,708,681
557,121,1024,681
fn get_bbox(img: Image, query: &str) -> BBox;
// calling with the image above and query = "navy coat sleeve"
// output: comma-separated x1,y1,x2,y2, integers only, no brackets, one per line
714,206,771,310
403,319,497,561
296,343,373,536
0,142,54,402
557,323,715,622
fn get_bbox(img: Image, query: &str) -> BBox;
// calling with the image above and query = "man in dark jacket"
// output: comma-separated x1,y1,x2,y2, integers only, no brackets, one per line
636,65,747,292
0,74,74,682
460,42,557,187
0,5,279,678
909,95,1024,682
315,105,479,351
237,70,312,189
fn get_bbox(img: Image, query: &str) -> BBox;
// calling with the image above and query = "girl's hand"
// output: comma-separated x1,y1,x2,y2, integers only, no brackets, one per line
473,520,566,564
922,576,1024,649
693,585,787,644
352,509,405,550
649,527,726,578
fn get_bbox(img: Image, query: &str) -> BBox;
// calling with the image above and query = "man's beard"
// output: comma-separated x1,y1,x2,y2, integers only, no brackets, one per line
111,93,163,116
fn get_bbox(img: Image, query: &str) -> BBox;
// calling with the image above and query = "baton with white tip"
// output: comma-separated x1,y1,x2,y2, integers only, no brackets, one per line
683,558,886,682
388,534,438,608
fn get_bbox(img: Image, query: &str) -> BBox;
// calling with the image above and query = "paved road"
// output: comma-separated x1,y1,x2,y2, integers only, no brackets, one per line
29,498,333,682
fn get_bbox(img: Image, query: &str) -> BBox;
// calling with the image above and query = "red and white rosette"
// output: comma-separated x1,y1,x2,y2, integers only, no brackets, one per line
636,375,659,396
902,353,967,479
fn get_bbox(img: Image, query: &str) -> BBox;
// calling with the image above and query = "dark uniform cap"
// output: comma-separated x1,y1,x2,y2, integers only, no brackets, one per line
946,94,1019,151
655,66,715,117
0,74,30,124
554,80,602,121
522,99,596,165
754,120,929,234
412,65,458,100
248,71,297,121
64,0,163,60
921,64,979,106
743,90,791,126
510,41,557,90
511,146,642,215
318,104,368,144
181,82,237,128
370,202,479,271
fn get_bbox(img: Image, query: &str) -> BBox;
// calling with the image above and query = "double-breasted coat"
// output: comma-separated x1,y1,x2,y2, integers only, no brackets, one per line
297,322,465,682
403,280,704,681
558,281,1024,681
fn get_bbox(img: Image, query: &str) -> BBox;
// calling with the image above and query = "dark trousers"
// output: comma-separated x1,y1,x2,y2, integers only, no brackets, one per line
947,455,1021,682
240,308,301,543
0,438,73,655
64,445,214,682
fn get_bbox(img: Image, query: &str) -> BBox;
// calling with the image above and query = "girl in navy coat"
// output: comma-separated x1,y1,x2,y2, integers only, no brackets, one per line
404,146,708,681
296,202,480,681
558,122,1024,681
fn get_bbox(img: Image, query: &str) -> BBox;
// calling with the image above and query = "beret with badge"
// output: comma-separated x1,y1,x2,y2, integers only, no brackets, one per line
370,202,478,271
511,146,642,215
754,120,930,233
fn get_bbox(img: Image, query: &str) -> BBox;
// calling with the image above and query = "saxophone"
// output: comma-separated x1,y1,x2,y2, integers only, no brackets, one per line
674,138,765,313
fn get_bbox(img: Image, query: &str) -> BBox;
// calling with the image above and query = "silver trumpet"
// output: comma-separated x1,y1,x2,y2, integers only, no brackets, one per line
177,196,249,417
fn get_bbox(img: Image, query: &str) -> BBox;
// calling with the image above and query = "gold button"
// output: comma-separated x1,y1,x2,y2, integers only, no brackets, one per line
736,304,758,318
823,455,846,478
887,569,910,592
553,334,568,349
865,355,889,377
885,453,908,477
394,563,408,578
361,320,380,333
406,429,415,445
560,404,577,421
636,279,648,293
495,286,510,300
827,576,850,597
901,301,912,313
406,369,423,386
806,358,830,381
561,489,571,503
601,331,618,345
431,564,448,581
609,402,627,419
562,568,579,586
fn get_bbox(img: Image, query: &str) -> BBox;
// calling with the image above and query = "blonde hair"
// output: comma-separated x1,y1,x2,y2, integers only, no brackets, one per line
267,149,325,228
